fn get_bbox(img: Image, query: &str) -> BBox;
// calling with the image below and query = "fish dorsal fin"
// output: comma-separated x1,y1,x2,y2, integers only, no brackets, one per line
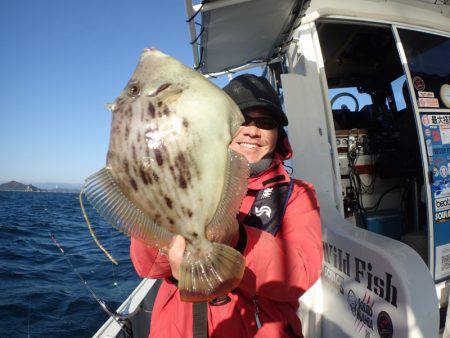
205,149,249,245
82,167,173,248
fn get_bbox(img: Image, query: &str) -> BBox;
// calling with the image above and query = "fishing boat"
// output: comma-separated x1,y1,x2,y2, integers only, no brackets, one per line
94,0,450,337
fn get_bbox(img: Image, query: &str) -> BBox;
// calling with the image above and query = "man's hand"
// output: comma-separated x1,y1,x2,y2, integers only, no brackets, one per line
163,235,186,280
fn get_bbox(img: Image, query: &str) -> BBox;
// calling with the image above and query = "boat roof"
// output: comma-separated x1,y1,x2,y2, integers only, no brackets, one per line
186,0,449,75
195,0,306,75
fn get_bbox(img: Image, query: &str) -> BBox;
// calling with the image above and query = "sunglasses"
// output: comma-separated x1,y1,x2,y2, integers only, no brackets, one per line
242,115,278,130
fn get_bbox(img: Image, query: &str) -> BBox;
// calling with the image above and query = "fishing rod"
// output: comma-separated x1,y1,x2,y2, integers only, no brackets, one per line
49,232,133,337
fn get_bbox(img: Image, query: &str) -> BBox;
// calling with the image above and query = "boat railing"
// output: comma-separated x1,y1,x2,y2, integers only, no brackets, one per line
93,278,158,338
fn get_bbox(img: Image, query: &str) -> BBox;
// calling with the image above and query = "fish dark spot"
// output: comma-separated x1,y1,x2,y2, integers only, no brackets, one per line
163,107,170,116
139,168,149,185
187,209,193,218
168,218,174,225
126,104,132,116
179,176,187,189
174,152,192,186
132,145,137,162
123,159,129,174
154,149,163,166
107,150,115,160
168,165,177,181
183,119,189,128
192,232,198,238
164,196,173,209
178,153,186,166
130,178,138,191
157,101,163,108
148,102,156,118
193,162,201,180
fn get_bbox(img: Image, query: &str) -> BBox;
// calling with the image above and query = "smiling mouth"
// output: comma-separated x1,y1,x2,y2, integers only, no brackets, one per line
238,142,260,149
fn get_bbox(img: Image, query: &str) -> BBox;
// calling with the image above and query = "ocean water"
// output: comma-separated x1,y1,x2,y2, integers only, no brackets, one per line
0,191,142,337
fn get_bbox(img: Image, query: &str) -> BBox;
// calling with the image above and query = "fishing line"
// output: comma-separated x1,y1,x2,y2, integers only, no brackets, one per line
79,184,124,298
107,214,124,300
49,232,132,337
79,190,118,265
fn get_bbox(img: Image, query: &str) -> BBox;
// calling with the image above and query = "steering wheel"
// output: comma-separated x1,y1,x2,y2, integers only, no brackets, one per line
330,92,360,112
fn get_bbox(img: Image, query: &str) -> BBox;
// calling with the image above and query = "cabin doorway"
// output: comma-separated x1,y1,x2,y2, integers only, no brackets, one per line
316,21,428,265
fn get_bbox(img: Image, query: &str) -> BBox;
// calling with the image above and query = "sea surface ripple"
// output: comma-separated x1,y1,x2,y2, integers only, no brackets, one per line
0,191,141,337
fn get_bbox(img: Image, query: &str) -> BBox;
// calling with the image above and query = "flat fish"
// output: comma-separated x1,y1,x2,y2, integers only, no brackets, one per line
82,48,248,302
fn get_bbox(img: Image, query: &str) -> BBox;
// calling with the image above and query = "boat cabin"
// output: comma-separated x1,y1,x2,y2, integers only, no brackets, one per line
95,0,450,337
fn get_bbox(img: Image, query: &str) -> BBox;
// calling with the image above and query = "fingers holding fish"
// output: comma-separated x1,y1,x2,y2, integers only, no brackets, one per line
165,235,186,280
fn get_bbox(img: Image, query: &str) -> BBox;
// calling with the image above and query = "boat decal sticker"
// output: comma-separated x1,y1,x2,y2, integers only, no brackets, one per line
413,76,425,91
421,115,430,127
418,97,440,108
418,91,435,98
377,311,393,338
323,242,398,307
347,289,374,331
436,244,450,280
435,195,450,212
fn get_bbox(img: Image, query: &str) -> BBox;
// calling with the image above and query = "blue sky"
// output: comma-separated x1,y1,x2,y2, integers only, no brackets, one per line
0,0,228,185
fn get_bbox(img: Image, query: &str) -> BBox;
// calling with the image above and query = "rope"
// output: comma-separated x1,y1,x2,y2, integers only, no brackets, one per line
187,3,204,23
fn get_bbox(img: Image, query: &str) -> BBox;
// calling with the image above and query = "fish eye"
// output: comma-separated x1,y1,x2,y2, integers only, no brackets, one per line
127,82,141,98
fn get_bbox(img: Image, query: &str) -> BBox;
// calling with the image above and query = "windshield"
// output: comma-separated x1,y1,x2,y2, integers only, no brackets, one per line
398,29,450,109
329,87,372,113
317,22,408,131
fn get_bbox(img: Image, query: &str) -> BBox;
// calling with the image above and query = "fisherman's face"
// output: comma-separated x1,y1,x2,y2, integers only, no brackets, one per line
229,108,278,164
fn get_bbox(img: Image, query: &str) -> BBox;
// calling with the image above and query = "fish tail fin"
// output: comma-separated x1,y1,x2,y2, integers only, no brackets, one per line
178,241,245,302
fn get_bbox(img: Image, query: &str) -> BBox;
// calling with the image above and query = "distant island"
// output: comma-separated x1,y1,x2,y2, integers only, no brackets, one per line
0,181,80,193
0,181,45,192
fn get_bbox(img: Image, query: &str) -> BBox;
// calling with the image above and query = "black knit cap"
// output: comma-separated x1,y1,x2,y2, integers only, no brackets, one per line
223,74,288,126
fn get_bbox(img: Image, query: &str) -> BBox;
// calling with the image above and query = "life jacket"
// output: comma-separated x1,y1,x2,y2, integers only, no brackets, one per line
243,180,294,236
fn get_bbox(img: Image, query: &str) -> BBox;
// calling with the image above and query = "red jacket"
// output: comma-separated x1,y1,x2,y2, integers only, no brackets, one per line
130,151,323,337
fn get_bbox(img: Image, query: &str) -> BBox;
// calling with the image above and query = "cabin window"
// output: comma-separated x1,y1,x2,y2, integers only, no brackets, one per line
398,29,450,109
390,75,407,112
328,87,373,114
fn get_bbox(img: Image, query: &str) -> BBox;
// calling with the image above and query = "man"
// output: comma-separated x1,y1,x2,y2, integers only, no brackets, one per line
130,74,323,337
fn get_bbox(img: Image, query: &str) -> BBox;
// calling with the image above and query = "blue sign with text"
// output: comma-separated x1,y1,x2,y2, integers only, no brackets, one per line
420,113,450,281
